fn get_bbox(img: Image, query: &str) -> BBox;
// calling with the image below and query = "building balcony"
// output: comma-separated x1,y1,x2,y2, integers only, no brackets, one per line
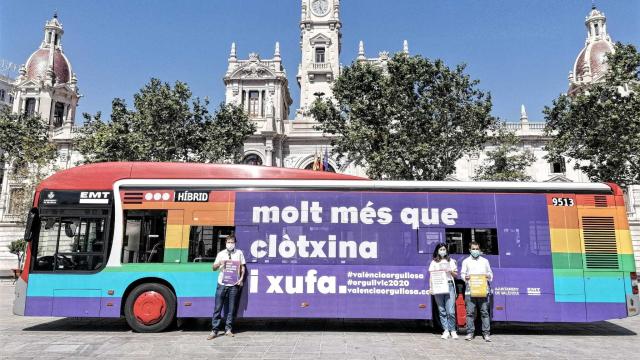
307,62,333,74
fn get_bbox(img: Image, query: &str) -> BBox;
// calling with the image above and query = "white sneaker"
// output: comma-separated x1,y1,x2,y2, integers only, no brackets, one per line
441,330,450,339
451,331,459,339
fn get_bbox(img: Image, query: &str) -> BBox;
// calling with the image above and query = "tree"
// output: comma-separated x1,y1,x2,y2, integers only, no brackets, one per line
7,239,27,270
310,53,494,180
77,78,255,163
473,124,536,181
0,105,58,217
0,105,57,171
544,43,640,186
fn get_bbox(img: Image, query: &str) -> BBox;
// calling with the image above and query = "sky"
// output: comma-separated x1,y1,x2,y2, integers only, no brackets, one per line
1,0,639,123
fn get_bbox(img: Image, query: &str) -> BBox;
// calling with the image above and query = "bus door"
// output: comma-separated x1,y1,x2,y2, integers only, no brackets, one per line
577,196,626,321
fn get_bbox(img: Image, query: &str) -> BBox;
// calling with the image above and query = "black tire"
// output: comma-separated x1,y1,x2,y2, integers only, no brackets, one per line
124,283,176,333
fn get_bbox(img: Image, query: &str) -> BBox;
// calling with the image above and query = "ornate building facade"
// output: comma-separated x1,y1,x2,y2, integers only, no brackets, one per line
229,0,598,183
0,14,82,270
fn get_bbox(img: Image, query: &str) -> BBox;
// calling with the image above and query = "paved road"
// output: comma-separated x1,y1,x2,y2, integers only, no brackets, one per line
1,281,638,360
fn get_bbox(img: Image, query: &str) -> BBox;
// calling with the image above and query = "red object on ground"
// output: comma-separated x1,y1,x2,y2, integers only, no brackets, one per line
456,293,466,327
133,291,167,325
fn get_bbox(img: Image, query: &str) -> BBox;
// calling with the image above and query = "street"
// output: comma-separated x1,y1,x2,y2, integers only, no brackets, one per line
0,281,638,359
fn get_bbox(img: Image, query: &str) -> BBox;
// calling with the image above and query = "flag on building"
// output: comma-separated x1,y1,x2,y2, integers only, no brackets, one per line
312,150,321,171
323,147,330,171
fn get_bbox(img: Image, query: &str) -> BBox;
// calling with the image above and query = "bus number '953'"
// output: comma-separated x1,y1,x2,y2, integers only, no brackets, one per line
552,197,575,206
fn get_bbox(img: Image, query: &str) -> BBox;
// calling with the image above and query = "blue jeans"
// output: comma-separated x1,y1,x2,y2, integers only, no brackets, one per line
465,295,490,336
434,282,457,332
211,285,239,332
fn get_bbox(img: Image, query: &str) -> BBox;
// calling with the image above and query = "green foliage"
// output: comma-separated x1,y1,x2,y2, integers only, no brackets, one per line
0,106,58,218
76,78,255,163
7,239,27,269
544,43,640,186
473,124,536,181
310,53,494,180
0,105,57,171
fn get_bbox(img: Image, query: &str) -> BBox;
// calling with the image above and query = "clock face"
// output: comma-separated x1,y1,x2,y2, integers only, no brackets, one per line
311,0,329,16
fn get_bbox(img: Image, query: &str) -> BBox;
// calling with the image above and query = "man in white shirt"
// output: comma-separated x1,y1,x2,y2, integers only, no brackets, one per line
460,241,493,342
207,235,246,339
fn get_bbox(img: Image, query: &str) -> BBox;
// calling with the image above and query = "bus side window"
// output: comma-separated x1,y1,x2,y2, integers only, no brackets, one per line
445,228,499,255
188,226,235,262
122,210,167,264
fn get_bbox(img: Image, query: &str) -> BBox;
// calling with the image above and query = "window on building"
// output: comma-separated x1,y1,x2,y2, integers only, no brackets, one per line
53,102,65,127
188,226,235,262
445,228,499,255
242,154,263,166
594,23,600,36
551,158,566,174
0,89,5,101
7,188,26,215
248,91,260,117
315,47,325,63
304,161,336,172
122,210,167,264
24,98,36,117
9,95,14,104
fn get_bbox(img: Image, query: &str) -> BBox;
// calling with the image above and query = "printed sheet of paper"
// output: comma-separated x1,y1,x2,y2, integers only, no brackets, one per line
221,260,240,286
469,274,488,297
430,270,450,295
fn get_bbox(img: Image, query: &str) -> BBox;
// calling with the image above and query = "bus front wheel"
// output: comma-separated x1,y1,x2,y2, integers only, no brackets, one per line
124,283,176,333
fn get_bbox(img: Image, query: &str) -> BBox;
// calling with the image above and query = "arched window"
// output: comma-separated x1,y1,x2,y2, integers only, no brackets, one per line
242,154,263,166
304,161,335,172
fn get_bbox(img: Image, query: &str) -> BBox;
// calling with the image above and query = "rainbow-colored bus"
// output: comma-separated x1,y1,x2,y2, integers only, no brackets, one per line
13,162,639,332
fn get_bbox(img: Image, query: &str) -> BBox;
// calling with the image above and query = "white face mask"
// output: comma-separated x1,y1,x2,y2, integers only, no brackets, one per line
226,243,235,251
438,249,447,257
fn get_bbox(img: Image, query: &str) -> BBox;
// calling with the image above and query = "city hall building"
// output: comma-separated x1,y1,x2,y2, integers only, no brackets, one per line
0,2,639,271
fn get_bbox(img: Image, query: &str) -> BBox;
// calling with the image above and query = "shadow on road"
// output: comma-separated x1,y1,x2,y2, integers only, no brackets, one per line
22,317,637,336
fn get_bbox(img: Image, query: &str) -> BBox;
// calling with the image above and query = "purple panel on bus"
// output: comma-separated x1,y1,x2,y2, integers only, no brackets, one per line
234,191,551,319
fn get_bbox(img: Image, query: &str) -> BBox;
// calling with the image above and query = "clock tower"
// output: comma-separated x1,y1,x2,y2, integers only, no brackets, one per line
296,0,341,120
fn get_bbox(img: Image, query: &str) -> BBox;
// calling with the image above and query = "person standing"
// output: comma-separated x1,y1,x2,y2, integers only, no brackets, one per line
428,243,459,339
460,241,493,342
207,235,246,340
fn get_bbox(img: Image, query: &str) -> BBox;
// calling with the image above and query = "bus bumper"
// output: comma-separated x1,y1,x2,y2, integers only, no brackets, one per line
13,277,27,316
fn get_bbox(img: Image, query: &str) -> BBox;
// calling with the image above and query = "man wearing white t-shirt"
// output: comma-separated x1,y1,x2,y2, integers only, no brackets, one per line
207,235,246,340
460,241,493,342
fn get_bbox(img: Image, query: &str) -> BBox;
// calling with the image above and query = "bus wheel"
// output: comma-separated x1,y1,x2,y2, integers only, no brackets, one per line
124,283,176,333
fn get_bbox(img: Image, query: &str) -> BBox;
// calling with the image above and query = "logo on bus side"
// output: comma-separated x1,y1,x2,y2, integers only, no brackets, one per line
175,190,209,202
79,191,110,204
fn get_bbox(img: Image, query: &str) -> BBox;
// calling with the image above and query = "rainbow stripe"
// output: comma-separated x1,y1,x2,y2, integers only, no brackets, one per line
549,193,635,303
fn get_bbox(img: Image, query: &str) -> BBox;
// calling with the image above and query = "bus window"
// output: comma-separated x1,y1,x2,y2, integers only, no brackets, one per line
33,217,107,271
122,210,167,263
188,226,235,262
445,228,499,255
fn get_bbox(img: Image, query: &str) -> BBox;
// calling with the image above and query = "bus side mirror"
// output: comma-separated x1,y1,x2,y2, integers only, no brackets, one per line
23,208,39,242
64,223,77,238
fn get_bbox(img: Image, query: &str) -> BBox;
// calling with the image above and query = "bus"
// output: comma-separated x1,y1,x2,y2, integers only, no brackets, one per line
13,162,639,332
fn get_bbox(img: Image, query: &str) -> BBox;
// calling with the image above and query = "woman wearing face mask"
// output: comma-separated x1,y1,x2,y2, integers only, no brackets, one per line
428,243,459,339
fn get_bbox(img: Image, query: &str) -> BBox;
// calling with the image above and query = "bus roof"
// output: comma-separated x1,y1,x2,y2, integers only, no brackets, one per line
36,162,366,191
36,162,616,195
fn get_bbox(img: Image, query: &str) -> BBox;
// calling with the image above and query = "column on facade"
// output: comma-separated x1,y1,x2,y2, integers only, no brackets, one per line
265,140,273,166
